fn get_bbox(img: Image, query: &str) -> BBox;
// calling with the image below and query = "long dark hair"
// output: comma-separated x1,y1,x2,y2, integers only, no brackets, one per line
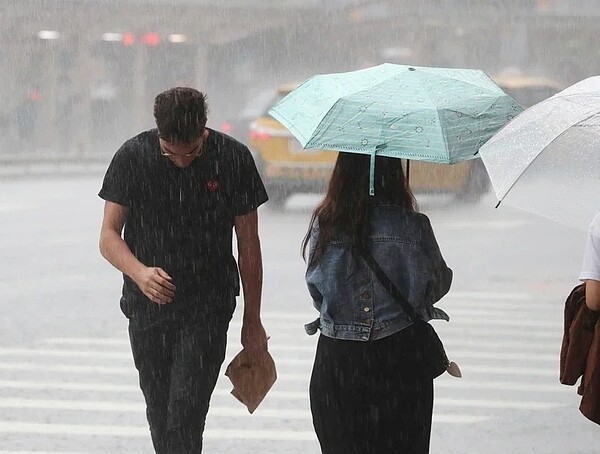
302,152,417,264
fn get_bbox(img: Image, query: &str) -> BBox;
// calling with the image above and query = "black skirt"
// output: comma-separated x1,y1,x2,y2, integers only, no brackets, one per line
309,325,434,454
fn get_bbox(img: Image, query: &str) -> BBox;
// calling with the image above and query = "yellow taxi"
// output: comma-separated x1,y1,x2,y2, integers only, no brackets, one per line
248,84,338,206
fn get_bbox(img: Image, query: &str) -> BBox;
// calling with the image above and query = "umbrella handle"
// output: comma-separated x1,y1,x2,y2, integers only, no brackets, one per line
369,149,376,196
406,159,410,185
370,144,389,196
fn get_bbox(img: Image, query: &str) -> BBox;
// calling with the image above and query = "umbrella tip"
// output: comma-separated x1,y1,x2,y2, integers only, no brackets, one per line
495,200,502,209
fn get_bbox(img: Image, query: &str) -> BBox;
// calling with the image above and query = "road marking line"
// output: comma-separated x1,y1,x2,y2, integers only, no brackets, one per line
439,220,528,231
257,340,560,355
434,398,563,410
0,374,570,398
0,395,561,413
0,348,132,360
0,361,561,378
430,328,560,339
44,338,128,347
435,308,559,319
438,350,557,361
0,452,90,454
43,331,560,352
0,421,316,440
42,339,559,356
0,380,306,398
411,291,531,301
0,415,484,440
432,415,490,423
0,347,558,363
451,365,558,376
234,317,562,330
435,380,569,393
0,362,133,375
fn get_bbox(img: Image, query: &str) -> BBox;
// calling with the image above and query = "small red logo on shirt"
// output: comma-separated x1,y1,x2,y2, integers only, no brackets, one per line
207,180,219,192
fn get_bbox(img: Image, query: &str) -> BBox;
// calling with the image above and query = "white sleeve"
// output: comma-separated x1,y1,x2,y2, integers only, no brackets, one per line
579,213,600,281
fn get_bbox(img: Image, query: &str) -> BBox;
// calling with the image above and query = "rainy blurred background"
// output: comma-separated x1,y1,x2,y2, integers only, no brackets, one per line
1,1,600,452
1,0,598,165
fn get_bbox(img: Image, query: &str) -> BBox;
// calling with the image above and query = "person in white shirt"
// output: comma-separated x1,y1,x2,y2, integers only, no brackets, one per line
580,213,600,311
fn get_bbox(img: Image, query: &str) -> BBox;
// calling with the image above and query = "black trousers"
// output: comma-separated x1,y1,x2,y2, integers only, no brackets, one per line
309,327,434,454
128,311,231,454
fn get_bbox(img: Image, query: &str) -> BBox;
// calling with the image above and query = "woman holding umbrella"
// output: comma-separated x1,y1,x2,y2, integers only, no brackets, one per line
302,152,453,454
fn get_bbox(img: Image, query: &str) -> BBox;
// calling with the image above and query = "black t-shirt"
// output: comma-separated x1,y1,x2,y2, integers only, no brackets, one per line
99,128,268,327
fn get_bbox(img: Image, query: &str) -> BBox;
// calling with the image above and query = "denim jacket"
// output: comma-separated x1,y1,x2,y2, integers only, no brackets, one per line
305,204,452,341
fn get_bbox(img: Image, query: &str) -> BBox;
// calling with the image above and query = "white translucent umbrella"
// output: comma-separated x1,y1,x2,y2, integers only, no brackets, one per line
478,76,600,231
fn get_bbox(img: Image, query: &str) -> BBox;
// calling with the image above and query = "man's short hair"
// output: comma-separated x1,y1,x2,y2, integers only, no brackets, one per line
153,87,208,143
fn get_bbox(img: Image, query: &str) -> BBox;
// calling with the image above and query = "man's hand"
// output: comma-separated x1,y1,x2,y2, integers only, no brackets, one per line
241,317,268,355
134,267,176,305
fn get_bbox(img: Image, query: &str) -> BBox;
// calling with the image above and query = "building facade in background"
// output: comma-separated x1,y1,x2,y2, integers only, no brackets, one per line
0,0,598,159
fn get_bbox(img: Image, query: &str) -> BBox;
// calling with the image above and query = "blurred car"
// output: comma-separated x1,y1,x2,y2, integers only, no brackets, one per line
248,84,338,207
218,88,280,143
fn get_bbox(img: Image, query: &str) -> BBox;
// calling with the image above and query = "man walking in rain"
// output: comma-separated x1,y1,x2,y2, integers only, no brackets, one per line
98,87,269,452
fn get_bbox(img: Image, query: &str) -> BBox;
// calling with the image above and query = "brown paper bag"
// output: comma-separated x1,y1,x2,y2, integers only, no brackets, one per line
225,349,277,414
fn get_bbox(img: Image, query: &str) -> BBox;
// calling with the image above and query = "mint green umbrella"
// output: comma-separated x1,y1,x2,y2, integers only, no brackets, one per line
268,63,522,194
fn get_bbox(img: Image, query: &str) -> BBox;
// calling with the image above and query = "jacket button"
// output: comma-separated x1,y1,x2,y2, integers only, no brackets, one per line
361,291,371,299
363,307,370,312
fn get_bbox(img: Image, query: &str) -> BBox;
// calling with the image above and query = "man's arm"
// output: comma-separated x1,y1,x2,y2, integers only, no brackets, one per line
99,201,175,305
235,209,268,353
585,279,600,311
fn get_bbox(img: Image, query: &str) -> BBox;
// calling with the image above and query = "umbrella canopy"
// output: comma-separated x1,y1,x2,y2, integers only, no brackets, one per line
478,76,600,231
268,63,522,194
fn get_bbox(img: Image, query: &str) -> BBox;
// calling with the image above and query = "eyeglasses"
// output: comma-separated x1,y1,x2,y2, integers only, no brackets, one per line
159,142,203,158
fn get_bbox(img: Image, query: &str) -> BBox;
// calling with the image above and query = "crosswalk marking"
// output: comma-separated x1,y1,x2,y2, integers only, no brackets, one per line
434,398,563,410
0,377,571,397
439,220,529,231
264,318,562,328
42,336,559,353
436,308,559,319
0,348,132,360
0,360,561,377
0,421,316,440
0,362,132,375
0,346,561,363
0,395,563,413
0,290,573,451
0,416,489,440
0,397,309,418
0,452,89,454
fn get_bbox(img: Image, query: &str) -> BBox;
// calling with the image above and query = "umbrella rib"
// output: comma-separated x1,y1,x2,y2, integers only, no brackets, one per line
308,96,363,150
434,107,451,162
414,75,452,162
498,110,600,202
308,74,400,151
418,70,490,93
